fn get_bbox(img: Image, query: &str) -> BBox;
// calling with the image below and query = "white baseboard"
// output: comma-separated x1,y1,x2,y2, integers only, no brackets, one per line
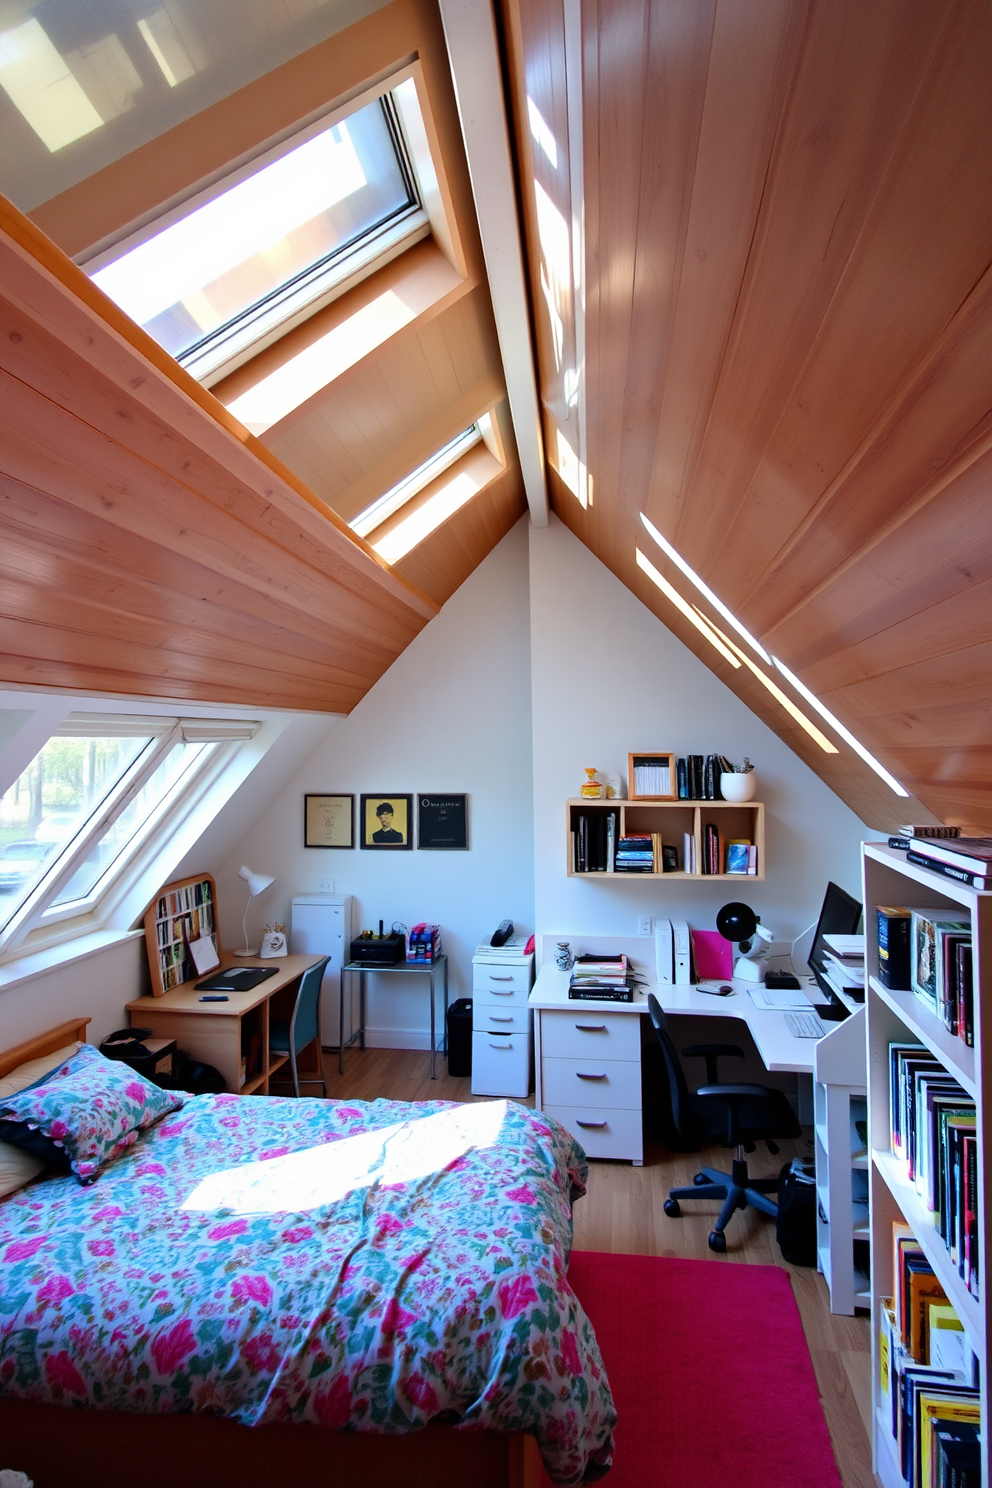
361,1028,435,1051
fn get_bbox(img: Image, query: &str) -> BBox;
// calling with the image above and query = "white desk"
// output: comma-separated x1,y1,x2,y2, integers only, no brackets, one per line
530,936,826,1164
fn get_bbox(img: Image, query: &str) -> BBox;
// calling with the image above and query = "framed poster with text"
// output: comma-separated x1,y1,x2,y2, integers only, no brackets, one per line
304,794,354,848
417,794,468,849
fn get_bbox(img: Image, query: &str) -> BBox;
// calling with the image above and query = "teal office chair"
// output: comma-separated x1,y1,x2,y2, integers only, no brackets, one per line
269,958,329,1098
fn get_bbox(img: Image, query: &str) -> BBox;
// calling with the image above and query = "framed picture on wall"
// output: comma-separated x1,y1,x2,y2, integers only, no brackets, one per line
417,794,468,849
304,794,354,848
360,794,413,849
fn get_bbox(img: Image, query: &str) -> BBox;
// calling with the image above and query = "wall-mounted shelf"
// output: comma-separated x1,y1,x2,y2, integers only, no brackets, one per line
566,798,764,881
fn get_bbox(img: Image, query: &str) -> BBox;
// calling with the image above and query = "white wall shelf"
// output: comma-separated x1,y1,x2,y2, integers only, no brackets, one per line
863,841,988,1488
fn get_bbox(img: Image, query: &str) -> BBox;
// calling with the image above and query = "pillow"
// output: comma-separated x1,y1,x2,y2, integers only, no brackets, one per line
0,1141,45,1199
0,1041,81,1099
0,1043,184,1184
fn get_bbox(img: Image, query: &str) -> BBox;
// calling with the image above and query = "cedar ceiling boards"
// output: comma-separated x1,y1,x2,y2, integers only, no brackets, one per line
3,0,525,710
503,0,992,832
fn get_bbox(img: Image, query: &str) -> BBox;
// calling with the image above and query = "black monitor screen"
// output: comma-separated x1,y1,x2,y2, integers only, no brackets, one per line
807,881,863,1003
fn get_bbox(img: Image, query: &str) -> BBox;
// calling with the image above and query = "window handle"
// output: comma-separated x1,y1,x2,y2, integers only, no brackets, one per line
577,1119,607,1129
574,1024,607,1032
576,1072,607,1081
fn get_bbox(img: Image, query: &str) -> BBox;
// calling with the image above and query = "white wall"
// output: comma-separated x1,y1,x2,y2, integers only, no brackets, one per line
529,517,870,964
212,518,535,1047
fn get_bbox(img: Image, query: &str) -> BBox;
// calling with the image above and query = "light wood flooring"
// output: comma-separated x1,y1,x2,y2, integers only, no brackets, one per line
311,1045,876,1488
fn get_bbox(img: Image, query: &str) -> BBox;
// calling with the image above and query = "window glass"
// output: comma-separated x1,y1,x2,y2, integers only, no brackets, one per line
0,734,153,925
51,740,210,908
91,99,415,362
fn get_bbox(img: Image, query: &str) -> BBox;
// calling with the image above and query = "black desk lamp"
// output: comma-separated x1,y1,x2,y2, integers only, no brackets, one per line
716,901,773,983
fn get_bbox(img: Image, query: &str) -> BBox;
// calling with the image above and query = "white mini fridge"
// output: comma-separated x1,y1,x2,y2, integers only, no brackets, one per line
290,895,352,1051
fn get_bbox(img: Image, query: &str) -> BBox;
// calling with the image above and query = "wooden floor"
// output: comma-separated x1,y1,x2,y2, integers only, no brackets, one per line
313,1045,877,1488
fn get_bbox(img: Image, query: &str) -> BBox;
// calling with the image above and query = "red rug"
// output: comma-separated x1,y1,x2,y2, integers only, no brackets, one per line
563,1251,842,1488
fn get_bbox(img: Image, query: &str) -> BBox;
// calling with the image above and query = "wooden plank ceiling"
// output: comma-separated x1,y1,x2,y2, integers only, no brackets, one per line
0,0,525,712
502,0,992,832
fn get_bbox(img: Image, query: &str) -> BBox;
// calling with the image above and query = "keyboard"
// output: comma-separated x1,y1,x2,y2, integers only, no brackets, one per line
785,1010,827,1039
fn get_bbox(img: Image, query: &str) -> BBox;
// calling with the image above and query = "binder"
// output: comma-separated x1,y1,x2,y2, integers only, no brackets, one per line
672,918,692,983
655,918,674,984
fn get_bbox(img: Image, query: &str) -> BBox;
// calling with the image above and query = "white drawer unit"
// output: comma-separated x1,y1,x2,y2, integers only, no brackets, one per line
471,938,534,1097
541,1056,641,1109
543,1104,643,1163
472,1031,530,1097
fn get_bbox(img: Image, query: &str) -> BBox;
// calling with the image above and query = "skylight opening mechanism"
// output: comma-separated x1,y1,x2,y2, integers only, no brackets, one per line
639,514,771,663
771,656,909,796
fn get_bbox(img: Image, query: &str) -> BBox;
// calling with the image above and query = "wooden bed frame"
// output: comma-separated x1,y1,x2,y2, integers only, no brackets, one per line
0,1020,543,1488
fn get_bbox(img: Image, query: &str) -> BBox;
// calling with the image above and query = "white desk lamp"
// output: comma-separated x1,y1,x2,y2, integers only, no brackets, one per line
716,901,774,983
234,865,275,955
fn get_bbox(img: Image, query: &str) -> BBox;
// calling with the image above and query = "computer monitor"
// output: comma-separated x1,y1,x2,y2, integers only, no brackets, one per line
807,881,863,1005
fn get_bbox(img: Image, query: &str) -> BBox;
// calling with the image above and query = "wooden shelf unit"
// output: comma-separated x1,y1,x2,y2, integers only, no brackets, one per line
566,798,764,881
863,843,989,1488
144,873,218,997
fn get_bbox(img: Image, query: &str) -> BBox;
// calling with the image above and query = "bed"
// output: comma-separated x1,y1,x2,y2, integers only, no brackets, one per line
0,1020,615,1488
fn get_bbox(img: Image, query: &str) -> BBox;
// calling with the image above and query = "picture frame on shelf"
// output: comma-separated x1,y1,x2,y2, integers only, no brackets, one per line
304,793,354,848
417,793,468,849
360,794,413,850
627,751,677,800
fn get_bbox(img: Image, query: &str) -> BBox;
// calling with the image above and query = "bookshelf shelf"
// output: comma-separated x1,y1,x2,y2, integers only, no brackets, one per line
864,841,989,1487
566,799,764,880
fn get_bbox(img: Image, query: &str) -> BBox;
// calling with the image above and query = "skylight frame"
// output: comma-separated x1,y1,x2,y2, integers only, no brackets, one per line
82,87,429,386
350,424,483,539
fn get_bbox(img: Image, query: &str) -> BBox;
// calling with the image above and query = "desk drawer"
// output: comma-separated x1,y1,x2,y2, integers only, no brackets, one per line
473,981,532,1011
473,963,532,996
543,1104,642,1163
471,1031,530,1098
540,1010,640,1062
542,1056,640,1110
474,1005,530,1035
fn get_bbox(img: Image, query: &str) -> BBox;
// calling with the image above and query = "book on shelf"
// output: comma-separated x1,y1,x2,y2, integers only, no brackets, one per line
878,905,912,990
614,833,654,873
676,757,688,798
905,836,992,876
906,848,991,891
573,809,619,873
631,758,672,796
682,830,695,874
725,837,751,874
701,821,721,875
901,824,962,839
910,910,970,1018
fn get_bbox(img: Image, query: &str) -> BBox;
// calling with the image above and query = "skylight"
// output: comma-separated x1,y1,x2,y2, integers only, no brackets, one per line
372,469,485,564
87,94,424,381
350,426,482,538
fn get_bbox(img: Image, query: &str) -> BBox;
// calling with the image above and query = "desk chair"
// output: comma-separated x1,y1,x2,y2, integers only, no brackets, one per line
647,994,802,1252
270,958,328,1098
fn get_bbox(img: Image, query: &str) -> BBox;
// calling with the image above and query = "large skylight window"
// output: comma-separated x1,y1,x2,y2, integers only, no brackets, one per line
350,425,482,539
0,714,256,955
87,94,425,382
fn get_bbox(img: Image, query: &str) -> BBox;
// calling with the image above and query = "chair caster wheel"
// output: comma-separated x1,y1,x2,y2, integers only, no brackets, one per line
663,1198,681,1218
693,1173,709,1186
708,1230,727,1253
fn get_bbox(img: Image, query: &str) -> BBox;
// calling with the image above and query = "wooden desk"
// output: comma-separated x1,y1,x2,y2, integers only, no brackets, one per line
126,954,325,1095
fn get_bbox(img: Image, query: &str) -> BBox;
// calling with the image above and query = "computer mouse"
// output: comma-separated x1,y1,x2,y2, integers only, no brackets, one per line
718,985,734,996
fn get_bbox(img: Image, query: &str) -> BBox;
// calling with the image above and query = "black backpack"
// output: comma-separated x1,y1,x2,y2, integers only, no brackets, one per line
776,1159,817,1266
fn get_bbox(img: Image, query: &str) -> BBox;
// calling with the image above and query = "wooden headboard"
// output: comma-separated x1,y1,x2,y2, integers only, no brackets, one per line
0,1018,91,1079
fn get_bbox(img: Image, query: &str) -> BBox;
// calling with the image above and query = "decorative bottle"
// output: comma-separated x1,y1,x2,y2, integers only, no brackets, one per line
580,767,603,799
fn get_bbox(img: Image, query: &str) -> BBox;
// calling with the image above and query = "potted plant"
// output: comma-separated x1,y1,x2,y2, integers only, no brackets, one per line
720,757,756,802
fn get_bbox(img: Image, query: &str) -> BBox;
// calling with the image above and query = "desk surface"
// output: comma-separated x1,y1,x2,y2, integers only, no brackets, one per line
126,954,324,1017
530,961,825,1074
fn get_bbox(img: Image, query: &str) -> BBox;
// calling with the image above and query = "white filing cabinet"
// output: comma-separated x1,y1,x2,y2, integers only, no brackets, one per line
537,1008,643,1163
471,939,534,1097
290,895,352,1050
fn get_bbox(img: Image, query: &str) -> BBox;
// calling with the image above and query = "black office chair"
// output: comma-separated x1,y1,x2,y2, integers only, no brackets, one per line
269,958,329,1098
647,994,802,1252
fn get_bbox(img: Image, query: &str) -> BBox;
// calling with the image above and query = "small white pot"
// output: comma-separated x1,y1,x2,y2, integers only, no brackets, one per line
720,771,756,802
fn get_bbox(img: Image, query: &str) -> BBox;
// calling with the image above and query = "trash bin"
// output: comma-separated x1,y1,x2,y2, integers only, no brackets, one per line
446,998,473,1077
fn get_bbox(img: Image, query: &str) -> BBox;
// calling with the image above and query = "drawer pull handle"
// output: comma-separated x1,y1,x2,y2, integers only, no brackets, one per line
575,1024,607,1032
488,1015,514,1023
491,989,515,996
489,1041,512,1049
576,1120,607,1129
576,1072,607,1081
489,974,514,981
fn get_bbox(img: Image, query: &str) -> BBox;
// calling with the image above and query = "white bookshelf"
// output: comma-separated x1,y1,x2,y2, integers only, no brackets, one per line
863,843,988,1488
813,1007,870,1314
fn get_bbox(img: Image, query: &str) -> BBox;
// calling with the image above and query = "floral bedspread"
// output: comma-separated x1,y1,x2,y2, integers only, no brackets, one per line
0,1093,615,1484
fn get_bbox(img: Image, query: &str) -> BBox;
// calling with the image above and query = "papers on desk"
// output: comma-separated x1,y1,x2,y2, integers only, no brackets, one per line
748,985,815,1010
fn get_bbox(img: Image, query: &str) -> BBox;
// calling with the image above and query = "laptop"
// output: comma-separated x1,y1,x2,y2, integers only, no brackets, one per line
195,966,278,993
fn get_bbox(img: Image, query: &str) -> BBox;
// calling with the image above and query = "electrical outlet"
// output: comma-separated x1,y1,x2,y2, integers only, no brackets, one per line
638,915,653,935
315,879,334,893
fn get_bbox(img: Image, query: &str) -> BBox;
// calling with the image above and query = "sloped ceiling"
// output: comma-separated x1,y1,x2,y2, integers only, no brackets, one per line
502,0,992,832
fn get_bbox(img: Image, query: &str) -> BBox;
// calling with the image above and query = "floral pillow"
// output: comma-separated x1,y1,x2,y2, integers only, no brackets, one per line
0,1043,183,1184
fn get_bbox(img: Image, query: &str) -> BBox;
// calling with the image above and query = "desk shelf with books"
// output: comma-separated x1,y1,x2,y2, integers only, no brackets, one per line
566,799,764,880
863,843,987,1488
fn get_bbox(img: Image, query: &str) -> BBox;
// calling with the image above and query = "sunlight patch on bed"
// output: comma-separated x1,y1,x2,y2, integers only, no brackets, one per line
181,1100,510,1216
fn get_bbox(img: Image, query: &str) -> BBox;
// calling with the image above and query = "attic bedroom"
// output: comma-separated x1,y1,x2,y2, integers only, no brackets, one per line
0,2,988,1486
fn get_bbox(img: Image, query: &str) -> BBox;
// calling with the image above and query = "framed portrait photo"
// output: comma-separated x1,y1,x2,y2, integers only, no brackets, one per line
360,794,412,850
418,794,468,849
304,794,354,849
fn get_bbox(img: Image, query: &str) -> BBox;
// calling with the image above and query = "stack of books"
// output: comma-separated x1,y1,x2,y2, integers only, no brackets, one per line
904,909,975,1047
820,932,865,1000
899,834,992,892
572,810,619,873
631,758,672,796
675,754,733,800
879,1218,979,1486
567,953,638,1002
614,834,654,873
890,1043,978,1300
